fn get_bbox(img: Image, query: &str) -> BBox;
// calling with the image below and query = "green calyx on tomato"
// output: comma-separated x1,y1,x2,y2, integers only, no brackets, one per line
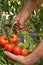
9,34,18,43
0,36,9,47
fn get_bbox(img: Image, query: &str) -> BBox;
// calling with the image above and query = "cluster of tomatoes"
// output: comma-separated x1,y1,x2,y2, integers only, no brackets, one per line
0,34,28,56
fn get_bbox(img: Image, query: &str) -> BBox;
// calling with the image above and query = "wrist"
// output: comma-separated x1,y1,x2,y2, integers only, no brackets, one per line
24,51,41,65
24,40,43,65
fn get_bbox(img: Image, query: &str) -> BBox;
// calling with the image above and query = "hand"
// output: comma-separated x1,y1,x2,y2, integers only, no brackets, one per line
13,3,30,28
4,40,43,65
4,51,32,65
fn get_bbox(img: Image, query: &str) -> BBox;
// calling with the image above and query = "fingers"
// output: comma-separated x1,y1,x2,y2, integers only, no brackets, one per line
4,51,20,61
4,51,24,62
4,51,31,65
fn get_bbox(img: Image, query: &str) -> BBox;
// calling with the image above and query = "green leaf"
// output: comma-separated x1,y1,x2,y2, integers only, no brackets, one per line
14,62,22,65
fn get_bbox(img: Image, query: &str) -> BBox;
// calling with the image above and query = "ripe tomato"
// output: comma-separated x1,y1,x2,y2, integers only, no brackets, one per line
21,49,28,56
4,44,14,52
9,34,18,43
13,46,22,55
0,36,9,47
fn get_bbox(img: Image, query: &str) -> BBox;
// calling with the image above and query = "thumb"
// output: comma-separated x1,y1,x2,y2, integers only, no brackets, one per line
4,51,24,62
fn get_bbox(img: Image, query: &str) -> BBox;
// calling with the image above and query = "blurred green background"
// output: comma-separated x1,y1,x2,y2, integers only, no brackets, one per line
0,0,43,65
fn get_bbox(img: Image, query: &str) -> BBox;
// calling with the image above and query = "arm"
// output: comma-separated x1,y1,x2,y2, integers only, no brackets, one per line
4,40,43,65
14,0,37,24
24,40,43,65
13,0,43,27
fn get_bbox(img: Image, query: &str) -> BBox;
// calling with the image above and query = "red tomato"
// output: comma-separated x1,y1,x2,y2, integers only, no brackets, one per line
0,36,9,47
9,34,18,43
4,44,14,52
21,49,28,56
13,46,22,55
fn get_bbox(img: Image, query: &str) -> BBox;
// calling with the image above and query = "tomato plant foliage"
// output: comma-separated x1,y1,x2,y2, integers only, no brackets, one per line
0,0,43,65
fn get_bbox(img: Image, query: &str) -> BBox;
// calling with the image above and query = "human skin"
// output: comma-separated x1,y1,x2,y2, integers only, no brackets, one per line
13,0,43,28
4,0,43,65
4,40,43,65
